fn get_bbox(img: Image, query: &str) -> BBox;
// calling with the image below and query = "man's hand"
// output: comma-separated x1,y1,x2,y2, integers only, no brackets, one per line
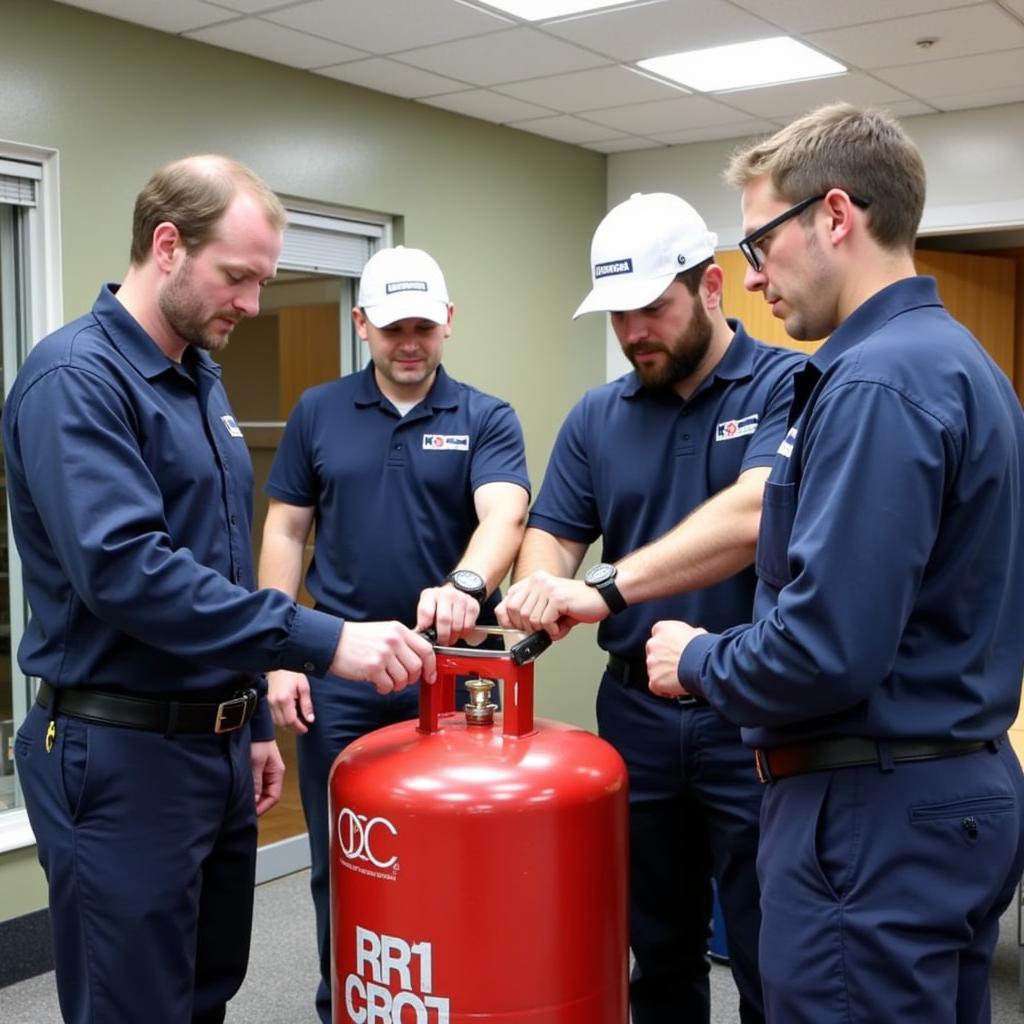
646,620,708,699
416,585,483,647
251,739,285,816
330,621,436,694
267,669,314,734
496,571,607,639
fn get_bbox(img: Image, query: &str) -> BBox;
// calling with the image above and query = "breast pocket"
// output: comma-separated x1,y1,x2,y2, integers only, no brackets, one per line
756,480,797,589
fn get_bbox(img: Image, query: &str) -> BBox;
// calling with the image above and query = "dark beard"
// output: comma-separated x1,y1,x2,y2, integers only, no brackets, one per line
629,302,713,394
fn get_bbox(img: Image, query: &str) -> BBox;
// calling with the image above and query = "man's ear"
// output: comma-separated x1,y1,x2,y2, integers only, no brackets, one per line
152,221,182,273
700,263,725,312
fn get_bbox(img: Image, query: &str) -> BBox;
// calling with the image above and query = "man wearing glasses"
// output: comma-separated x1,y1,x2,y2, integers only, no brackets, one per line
648,103,1024,1021
498,191,803,1023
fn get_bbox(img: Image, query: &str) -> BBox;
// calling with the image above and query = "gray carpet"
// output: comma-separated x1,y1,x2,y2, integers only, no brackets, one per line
3,869,1022,1022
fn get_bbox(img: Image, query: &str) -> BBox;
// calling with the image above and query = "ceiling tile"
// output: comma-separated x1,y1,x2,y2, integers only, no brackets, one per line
186,18,368,67
924,83,1024,111
725,0,988,35
419,88,555,122
205,0,296,12
585,137,664,152
495,65,686,113
316,57,469,98
806,6,1024,71
507,114,627,143
874,47,1024,97
56,0,232,33
542,0,778,61
650,118,778,146
398,26,608,85
722,71,913,120
584,94,756,133
263,0,510,53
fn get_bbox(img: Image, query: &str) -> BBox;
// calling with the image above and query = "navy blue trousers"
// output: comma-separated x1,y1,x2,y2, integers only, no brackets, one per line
758,739,1024,1023
15,701,257,1024
298,674,482,1024
597,669,765,1024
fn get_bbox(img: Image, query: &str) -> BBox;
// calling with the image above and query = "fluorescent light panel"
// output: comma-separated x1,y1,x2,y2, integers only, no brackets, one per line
476,0,634,20
639,37,846,93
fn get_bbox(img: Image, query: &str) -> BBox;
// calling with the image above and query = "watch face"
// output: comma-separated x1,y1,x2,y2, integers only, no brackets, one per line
585,563,616,586
450,569,485,592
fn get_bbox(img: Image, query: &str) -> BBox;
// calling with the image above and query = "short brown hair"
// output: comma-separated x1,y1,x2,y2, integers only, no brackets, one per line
724,103,926,252
674,257,713,295
129,155,288,266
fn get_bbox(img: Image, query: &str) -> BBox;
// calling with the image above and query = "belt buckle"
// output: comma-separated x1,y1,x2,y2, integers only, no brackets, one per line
676,695,700,707
214,690,254,734
754,748,773,784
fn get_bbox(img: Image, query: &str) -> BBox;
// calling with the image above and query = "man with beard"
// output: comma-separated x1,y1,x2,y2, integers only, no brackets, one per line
4,156,434,1024
497,192,802,1023
258,243,530,1024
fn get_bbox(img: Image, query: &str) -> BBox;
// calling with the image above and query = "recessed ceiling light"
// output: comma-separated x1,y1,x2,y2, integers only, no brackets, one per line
474,0,635,20
638,37,846,93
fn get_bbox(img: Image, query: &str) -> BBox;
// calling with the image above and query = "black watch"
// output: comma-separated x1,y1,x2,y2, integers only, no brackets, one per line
444,569,486,605
584,562,627,615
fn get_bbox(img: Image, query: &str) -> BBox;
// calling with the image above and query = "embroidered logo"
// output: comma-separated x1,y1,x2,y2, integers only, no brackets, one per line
385,280,427,294
715,414,759,441
422,434,469,451
594,258,634,278
221,415,244,439
777,426,798,458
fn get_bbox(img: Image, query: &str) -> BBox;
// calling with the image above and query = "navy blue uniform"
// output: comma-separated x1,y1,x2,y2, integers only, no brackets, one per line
4,286,342,1023
265,362,529,1022
529,321,802,1023
679,278,1024,1022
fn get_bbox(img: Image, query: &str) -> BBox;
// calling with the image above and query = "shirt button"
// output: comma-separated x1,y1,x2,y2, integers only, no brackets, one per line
394,443,403,451
233,569,242,583
304,662,315,672
230,514,237,525
683,434,690,440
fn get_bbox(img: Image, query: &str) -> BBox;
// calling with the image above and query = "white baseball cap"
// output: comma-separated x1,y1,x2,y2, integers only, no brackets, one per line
358,245,450,328
573,192,718,319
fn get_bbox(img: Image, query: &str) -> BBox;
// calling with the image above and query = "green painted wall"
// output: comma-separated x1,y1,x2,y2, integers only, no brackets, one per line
0,0,611,920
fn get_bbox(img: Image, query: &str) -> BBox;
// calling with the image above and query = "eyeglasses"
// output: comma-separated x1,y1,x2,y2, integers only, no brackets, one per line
738,192,871,272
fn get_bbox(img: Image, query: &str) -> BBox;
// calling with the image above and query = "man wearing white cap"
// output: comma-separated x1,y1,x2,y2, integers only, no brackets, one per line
259,244,530,1023
498,194,802,1022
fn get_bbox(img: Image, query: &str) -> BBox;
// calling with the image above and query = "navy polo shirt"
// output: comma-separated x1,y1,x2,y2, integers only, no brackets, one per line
679,277,1024,746
265,363,529,624
528,320,804,657
2,285,342,738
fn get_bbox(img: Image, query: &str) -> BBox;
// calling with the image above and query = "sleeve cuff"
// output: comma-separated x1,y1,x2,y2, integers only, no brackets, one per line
250,696,274,742
282,605,343,677
677,631,719,700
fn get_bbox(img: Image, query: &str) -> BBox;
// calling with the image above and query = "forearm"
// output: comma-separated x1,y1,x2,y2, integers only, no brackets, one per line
616,467,768,605
512,527,586,581
453,510,525,596
257,531,306,598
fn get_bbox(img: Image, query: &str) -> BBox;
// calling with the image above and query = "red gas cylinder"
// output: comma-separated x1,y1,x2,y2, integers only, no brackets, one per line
328,632,629,1023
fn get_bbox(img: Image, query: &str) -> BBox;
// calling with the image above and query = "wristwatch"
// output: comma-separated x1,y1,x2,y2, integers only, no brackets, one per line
584,562,627,615
444,569,487,606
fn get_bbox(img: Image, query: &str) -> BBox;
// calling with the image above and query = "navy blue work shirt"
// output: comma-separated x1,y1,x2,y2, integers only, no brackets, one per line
528,321,804,657
679,277,1024,747
2,285,343,739
265,363,529,624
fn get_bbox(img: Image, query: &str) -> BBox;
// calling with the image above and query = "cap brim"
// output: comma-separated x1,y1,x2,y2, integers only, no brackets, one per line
572,271,677,320
364,294,449,328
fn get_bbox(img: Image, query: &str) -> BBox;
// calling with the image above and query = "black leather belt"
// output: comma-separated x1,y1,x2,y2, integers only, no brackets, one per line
37,681,258,734
754,735,996,784
606,653,708,707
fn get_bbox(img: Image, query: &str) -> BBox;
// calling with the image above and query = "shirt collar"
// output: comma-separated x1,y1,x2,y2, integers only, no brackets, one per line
622,317,757,400
354,362,458,411
789,276,943,425
92,283,222,384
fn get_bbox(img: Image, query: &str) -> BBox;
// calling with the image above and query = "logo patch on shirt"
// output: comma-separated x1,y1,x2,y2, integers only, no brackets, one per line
594,258,634,278
220,415,244,439
422,434,469,451
385,280,427,294
777,426,798,458
715,414,759,441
